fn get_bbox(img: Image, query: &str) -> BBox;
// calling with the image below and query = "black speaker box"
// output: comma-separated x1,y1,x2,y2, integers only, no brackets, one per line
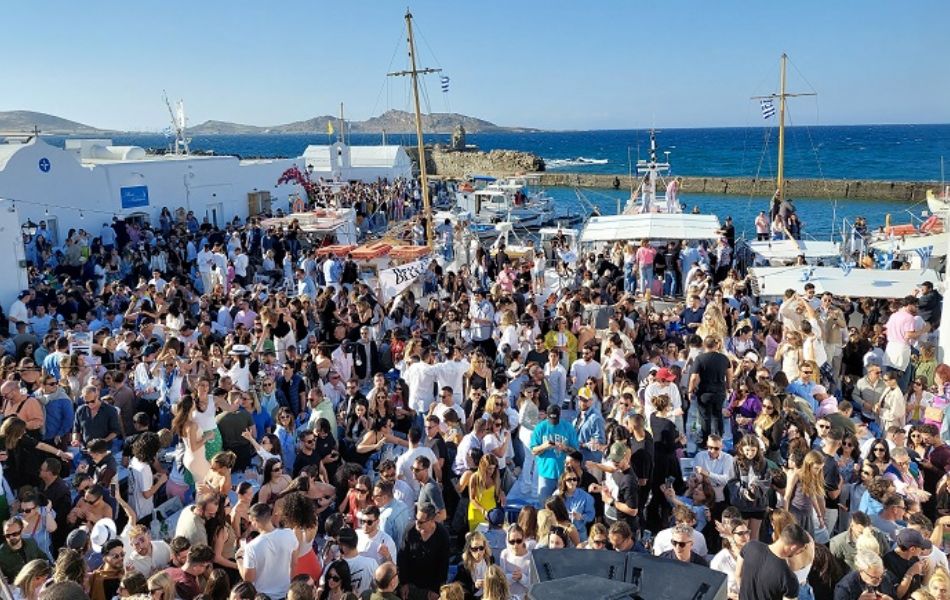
531,548,628,583
527,574,639,600
624,554,728,600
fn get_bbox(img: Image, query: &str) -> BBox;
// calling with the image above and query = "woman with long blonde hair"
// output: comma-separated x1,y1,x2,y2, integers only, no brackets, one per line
697,301,728,342
13,559,51,600
482,564,510,600
497,310,519,353
465,454,504,532
147,571,177,600
784,450,828,537
455,531,493,598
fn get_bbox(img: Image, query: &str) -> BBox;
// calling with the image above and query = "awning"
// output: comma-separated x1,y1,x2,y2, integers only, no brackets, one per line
580,214,722,244
748,240,841,261
869,232,948,258
749,266,938,299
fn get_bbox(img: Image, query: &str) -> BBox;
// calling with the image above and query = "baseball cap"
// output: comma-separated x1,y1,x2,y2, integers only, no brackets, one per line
66,528,89,550
546,404,561,418
812,385,829,399
896,528,932,550
607,442,629,464
656,368,676,382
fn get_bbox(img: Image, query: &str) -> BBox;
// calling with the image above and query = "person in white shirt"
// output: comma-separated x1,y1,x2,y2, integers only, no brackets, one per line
394,427,439,502
126,524,172,577
338,527,378,596
237,503,298,600
356,506,397,564
652,504,708,558
196,244,214,294
128,432,167,525
430,387,466,424
7,291,30,335
437,348,470,405
402,350,443,414
543,350,568,408
691,434,734,503
569,346,602,395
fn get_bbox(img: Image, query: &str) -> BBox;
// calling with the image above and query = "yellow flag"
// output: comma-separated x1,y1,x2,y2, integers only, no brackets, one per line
327,121,334,135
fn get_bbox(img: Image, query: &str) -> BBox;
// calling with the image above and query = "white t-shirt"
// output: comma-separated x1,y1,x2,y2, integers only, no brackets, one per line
395,446,439,498
243,528,298,599
128,457,155,520
357,528,397,564
652,526,708,558
343,554,379,596
127,540,171,577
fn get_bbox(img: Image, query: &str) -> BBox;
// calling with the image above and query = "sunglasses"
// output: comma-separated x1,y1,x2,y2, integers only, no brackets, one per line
590,538,607,546
733,529,751,537
359,518,377,526
564,477,578,483
508,538,524,545
326,574,341,583
470,546,485,552
672,540,692,548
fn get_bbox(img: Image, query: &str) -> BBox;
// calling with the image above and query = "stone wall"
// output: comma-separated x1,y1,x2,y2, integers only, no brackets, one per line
537,173,940,202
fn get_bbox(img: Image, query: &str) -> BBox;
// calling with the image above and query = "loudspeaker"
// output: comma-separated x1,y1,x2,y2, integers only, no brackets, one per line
527,574,639,600
531,548,628,584
624,554,728,600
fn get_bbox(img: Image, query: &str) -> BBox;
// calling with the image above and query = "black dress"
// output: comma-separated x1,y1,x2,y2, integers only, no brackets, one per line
647,414,683,531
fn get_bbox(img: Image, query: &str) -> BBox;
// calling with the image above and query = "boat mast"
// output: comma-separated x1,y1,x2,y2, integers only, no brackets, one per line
777,54,787,203
388,10,441,248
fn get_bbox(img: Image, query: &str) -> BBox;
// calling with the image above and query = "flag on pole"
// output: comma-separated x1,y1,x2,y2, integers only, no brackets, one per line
440,76,450,93
914,245,933,267
760,98,776,119
327,121,334,136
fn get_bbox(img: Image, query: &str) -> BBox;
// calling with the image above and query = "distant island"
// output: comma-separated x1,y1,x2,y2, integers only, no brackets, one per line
0,109,538,136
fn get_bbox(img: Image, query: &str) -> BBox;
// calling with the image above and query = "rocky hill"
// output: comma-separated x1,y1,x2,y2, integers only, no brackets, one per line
0,110,105,134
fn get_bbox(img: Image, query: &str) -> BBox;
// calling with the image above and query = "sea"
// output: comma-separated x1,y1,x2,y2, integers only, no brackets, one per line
43,123,950,239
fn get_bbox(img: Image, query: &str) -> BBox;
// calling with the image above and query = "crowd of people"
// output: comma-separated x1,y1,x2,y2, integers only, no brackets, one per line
0,191,947,600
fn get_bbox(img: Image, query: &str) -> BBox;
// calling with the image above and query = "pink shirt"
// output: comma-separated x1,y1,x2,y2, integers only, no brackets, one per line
885,309,916,345
636,246,657,269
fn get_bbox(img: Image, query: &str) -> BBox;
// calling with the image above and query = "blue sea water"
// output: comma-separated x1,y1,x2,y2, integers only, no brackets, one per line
40,124,949,238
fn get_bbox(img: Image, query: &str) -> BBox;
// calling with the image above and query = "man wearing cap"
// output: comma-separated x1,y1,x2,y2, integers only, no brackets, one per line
573,389,606,462
597,442,639,533
530,404,578,498
883,528,932,599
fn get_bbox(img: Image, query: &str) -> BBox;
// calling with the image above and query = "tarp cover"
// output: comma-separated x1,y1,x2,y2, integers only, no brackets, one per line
580,213,722,243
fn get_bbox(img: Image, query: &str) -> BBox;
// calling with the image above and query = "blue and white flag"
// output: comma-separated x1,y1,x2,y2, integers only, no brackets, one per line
440,76,450,93
840,260,854,277
914,245,933,267
760,98,775,119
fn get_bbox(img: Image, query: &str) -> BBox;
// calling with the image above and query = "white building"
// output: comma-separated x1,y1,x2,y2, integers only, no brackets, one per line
0,200,31,310
302,142,412,182
0,137,306,244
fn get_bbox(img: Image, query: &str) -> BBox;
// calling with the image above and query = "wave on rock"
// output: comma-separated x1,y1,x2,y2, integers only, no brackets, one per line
544,157,609,168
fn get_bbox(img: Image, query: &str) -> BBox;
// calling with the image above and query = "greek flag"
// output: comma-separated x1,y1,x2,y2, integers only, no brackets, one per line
840,260,854,277
760,98,776,119
440,76,450,93
915,245,933,267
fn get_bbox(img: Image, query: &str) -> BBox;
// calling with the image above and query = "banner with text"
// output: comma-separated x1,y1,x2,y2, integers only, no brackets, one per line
380,256,432,301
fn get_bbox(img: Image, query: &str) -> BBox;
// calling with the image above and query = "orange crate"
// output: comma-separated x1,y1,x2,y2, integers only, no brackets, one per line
389,245,431,260
351,242,393,260
316,244,356,257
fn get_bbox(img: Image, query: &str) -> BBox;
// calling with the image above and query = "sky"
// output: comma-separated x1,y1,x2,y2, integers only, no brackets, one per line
3,0,948,131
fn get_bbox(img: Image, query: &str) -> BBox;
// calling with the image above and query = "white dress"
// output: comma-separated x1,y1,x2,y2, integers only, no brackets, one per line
183,426,210,483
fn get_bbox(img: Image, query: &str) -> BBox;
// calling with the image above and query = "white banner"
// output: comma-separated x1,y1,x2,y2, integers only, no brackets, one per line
380,256,432,301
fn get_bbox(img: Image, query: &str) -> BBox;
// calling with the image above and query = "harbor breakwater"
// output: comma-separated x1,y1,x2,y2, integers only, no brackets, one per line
409,146,940,202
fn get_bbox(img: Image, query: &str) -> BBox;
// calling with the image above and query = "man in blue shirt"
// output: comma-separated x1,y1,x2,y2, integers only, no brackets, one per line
786,360,820,415
573,394,605,462
680,295,705,332
530,404,578,499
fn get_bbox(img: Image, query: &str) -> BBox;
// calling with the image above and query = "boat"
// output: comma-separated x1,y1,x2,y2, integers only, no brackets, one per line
455,174,554,228
622,129,681,214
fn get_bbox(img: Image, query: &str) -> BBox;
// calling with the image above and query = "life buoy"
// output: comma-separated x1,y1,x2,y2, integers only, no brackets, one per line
460,183,474,192
920,214,944,233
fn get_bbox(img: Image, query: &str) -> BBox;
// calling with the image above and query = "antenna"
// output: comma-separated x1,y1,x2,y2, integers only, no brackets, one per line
163,90,191,156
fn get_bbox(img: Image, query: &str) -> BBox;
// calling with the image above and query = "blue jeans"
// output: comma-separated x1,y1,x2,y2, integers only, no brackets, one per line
624,263,637,294
663,271,678,296
538,476,558,499
639,265,653,295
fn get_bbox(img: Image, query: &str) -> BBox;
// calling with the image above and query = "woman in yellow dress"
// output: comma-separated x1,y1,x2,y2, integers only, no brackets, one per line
464,454,505,532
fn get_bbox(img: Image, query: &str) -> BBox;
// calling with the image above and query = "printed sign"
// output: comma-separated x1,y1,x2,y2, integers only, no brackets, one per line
379,256,432,301
120,185,150,209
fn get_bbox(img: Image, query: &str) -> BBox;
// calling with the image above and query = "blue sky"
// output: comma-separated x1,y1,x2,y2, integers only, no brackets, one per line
3,0,947,130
